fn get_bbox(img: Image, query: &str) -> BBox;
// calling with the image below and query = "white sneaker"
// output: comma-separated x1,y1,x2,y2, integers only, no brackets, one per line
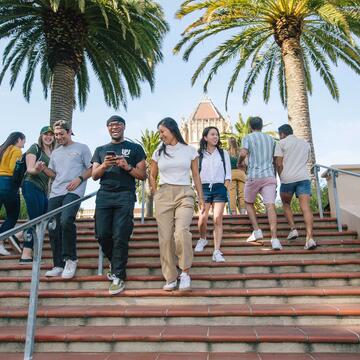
246,229,263,243
287,229,299,240
0,243,10,256
271,238,283,250
179,272,191,291
240,208,247,215
45,267,64,277
212,249,225,262
194,238,208,252
61,260,78,279
163,280,177,291
304,239,317,250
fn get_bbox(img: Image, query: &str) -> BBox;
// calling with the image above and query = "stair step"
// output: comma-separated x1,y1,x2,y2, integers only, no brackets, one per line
1,287,360,306
3,353,360,360
1,272,360,291
1,303,360,327
1,325,360,353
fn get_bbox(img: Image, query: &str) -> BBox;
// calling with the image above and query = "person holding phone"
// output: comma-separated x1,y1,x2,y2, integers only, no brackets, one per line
92,115,147,295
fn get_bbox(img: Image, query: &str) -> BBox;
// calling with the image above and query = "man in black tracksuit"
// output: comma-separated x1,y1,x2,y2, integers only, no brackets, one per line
92,115,146,295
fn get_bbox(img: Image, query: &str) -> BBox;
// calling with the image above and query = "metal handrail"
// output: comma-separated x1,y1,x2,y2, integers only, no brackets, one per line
313,164,360,232
1,191,97,360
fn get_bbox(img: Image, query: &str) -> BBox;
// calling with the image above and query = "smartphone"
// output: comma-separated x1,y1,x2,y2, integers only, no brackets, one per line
106,151,116,157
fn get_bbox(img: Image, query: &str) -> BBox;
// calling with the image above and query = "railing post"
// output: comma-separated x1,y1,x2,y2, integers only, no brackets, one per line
23,220,47,360
331,170,342,232
314,165,324,219
141,180,145,224
97,246,104,276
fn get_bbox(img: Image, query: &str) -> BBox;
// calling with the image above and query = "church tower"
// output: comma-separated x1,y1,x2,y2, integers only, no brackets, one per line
180,97,232,148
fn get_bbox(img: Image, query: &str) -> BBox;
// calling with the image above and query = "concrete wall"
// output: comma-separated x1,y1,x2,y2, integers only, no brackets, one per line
322,164,360,235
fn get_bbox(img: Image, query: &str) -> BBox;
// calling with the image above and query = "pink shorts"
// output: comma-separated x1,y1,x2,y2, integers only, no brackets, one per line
245,177,277,204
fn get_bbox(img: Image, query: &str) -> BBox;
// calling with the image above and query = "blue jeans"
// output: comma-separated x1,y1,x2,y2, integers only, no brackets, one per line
0,176,20,235
48,193,80,268
22,181,48,249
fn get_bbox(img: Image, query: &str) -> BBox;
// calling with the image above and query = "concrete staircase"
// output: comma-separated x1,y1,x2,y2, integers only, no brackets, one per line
0,214,360,359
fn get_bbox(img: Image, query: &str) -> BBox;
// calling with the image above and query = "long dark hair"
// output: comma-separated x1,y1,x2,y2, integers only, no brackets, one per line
198,126,222,155
157,117,187,157
0,132,25,162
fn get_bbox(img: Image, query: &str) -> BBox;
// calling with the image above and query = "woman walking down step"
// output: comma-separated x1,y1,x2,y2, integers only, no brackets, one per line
0,132,26,256
20,126,55,264
150,117,204,292
195,127,232,262
227,137,246,215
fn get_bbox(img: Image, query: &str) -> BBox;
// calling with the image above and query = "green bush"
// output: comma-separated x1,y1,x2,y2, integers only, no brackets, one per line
0,194,28,220
276,185,329,214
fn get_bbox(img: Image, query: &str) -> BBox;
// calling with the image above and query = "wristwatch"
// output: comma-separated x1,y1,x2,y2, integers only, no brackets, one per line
126,164,133,172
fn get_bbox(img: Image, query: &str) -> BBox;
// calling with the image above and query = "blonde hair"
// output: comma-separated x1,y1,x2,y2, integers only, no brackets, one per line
228,137,239,157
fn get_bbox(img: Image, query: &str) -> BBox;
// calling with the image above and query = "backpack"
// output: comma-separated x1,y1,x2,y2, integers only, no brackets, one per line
199,148,227,181
12,144,42,188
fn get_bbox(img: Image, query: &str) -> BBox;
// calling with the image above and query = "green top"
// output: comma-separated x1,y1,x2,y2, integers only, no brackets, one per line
24,144,50,194
229,155,238,170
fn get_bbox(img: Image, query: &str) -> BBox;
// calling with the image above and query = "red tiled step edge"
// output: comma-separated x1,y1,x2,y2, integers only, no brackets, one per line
4,247,360,261
1,258,360,271
66,230,358,239
36,239,360,250
1,286,360,298
2,271,360,283
2,353,360,360
1,325,360,343
2,303,360,318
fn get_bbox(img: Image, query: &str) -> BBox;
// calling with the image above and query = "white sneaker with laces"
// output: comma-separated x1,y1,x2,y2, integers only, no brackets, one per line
45,267,64,277
271,238,283,250
61,260,78,279
304,239,317,250
194,238,208,252
212,249,225,262
0,243,10,256
163,280,177,291
246,229,263,243
287,229,299,240
179,272,191,291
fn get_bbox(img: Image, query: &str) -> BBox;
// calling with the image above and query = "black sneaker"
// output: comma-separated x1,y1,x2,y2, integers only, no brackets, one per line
19,258,33,265
9,235,22,254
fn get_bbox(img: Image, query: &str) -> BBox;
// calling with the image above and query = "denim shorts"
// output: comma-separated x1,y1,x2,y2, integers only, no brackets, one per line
280,180,311,197
202,183,228,203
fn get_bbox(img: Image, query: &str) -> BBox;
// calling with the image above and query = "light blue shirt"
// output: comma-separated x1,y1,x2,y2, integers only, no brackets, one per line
242,132,275,179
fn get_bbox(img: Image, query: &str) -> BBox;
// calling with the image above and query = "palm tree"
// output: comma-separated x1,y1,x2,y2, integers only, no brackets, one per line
0,0,168,126
175,0,360,169
136,129,160,217
221,113,277,148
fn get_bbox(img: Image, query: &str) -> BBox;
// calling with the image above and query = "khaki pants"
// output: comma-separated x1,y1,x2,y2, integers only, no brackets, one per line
154,184,195,282
229,169,246,212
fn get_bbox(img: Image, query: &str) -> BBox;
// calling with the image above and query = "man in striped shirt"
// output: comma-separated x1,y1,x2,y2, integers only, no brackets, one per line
238,117,281,250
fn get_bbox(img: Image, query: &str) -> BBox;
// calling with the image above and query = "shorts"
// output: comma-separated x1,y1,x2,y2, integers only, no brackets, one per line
202,183,227,203
245,177,277,204
280,180,311,197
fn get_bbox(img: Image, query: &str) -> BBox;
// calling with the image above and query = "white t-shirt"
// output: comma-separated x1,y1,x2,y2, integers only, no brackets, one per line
274,135,310,184
152,142,198,185
200,148,232,184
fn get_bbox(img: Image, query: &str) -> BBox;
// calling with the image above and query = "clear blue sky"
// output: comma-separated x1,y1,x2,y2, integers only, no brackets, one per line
0,2,359,208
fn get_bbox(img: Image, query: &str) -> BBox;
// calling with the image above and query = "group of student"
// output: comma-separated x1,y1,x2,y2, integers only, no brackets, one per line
0,114,315,295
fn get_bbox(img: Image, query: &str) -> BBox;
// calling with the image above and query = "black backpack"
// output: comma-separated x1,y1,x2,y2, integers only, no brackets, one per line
12,144,42,188
199,148,226,181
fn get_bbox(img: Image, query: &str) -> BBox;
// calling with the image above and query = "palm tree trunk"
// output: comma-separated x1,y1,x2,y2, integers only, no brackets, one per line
50,63,75,127
281,38,316,175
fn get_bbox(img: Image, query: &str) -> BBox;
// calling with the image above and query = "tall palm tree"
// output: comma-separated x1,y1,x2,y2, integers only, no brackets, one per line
0,0,168,126
136,129,160,217
175,0,360,169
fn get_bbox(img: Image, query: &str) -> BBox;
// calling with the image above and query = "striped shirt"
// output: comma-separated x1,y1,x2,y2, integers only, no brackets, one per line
242,132,275,179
